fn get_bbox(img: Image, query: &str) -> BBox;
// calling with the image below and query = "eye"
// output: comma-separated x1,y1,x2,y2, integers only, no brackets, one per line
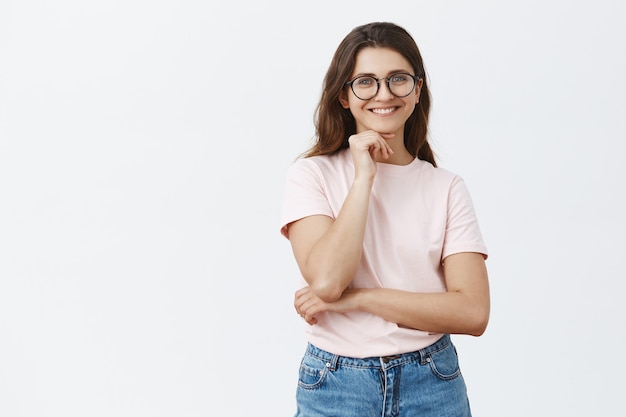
390,74,411,84
355,76,376,87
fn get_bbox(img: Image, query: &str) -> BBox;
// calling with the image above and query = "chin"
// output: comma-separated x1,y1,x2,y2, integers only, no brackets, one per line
375,127,402,136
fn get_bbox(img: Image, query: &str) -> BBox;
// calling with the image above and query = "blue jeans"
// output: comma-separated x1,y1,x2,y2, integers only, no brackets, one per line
294,334,472,417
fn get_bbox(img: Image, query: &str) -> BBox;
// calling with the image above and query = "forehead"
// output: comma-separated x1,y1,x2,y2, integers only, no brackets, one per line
352,47,412,76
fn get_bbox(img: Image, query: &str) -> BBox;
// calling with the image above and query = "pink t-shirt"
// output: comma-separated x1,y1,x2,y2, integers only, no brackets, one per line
280,149,488,358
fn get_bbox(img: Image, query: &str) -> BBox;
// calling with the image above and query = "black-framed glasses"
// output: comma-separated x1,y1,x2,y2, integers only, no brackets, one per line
345,73,420,100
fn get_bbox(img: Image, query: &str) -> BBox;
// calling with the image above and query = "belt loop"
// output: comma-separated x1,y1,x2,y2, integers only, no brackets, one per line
418,347,426,365
417,345,428,365
418,334,449,365
327,354,339,371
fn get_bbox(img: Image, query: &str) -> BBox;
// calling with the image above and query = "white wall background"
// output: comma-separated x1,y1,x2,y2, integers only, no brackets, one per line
1,1,624,416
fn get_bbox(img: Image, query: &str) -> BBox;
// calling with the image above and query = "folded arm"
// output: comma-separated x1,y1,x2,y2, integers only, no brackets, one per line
295,251,490,336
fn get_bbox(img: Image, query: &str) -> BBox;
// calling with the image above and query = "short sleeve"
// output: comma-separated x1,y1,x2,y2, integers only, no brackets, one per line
279,159,334,239
441,176,488,260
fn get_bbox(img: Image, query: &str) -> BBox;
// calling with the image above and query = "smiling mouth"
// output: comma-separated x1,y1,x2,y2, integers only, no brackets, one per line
370,107,397,114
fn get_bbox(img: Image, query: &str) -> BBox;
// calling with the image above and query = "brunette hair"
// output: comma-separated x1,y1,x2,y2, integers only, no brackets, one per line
304,22,436,166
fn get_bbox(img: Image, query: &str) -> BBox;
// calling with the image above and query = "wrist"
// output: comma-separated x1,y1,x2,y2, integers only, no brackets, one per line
343,288,370,312
352,175,375,188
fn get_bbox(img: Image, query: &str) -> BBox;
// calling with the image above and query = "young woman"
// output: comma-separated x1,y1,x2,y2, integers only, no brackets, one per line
280,22,490,417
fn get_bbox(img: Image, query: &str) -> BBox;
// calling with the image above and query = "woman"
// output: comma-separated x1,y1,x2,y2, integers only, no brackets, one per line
279,21,490,417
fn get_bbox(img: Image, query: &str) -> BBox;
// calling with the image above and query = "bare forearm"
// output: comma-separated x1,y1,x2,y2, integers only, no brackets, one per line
304,178,373,301
350,288,490,336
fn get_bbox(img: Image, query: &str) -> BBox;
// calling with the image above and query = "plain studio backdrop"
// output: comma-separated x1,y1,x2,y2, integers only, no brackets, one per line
1,1,624,416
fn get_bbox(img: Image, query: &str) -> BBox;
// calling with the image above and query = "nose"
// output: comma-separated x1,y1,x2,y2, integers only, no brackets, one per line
374,78,394,100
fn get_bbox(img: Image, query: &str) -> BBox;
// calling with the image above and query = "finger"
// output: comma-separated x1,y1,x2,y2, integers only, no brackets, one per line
295,295,318,319
294,294,308,315
374,141,390,160
294,287,310,306
372,142,391,160
298,298,317,316
294,298,304,315
379,134,394,159
303,307,319,325
294,286,310,298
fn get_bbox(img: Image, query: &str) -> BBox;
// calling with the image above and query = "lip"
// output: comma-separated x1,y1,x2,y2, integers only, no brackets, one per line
369,106,398,115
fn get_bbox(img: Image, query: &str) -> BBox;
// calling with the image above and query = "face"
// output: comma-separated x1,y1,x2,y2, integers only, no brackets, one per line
340,47,422,138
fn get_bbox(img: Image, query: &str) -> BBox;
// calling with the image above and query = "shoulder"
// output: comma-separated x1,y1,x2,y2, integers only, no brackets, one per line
417,160,463,188
287,150,351,179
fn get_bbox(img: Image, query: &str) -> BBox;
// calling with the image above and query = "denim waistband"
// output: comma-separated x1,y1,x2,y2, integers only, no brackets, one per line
305,334,451,370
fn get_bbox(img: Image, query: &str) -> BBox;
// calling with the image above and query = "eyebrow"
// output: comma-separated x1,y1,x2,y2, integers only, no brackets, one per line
352,69,413,78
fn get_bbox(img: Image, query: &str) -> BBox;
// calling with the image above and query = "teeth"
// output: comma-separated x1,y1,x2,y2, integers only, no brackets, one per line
371,108,395,114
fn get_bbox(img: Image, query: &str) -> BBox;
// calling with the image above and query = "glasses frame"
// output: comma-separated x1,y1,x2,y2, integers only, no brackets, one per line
345,73,420,101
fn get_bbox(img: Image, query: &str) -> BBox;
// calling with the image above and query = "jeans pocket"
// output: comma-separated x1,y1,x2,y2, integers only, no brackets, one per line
427,343,462,381
297,353,330,389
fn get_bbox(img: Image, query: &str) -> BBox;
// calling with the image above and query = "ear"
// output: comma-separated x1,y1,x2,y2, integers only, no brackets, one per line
414,78,424,103
339,90,350,109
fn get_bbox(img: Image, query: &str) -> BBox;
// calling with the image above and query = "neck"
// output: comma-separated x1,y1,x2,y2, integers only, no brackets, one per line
375,148,414,165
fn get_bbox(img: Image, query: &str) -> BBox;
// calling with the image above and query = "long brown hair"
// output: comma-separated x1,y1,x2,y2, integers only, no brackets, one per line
304,22,436,166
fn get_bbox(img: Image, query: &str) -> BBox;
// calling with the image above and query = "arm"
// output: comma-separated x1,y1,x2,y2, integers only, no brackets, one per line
287,178,371,302
295,251,490,336
287,131,394,302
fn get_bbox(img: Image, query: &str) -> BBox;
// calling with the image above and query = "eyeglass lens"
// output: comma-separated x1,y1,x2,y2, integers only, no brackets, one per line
351,74,416,100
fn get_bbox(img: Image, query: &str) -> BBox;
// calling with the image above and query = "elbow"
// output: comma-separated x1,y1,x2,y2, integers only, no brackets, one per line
301,263,355,302
309,280,344,303
469,319,489,337
467,307,490,337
